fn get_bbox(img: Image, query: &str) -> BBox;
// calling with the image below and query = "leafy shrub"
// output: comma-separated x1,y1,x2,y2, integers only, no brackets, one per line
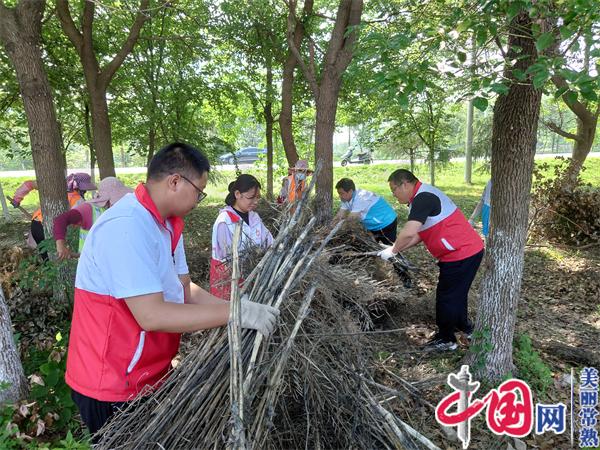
514,334,553,394
531,159,600,245
0,334,88,448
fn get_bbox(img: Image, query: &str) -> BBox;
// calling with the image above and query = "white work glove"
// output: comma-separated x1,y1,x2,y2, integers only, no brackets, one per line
240,295,280,337
377,245,397,261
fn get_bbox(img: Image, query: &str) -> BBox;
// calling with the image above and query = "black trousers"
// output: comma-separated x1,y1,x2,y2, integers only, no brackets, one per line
72,389,127,436
370,218,398,245
30,219,48,261
435,249,484,342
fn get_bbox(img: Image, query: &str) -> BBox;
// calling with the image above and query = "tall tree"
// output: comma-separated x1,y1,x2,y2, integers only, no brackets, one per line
546,29,599,190
279,0,313,167
0,0,68,238
464,40,476,184
467,9,543,382
287,0,363,219
56,0,150,178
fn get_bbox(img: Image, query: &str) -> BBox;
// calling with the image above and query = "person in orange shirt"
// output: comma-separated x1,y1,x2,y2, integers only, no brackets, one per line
11,173,97,257
279,159,313,205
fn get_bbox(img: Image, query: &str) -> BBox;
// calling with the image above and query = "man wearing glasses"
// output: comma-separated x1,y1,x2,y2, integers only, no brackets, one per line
379,169,484,352
65,143,279,435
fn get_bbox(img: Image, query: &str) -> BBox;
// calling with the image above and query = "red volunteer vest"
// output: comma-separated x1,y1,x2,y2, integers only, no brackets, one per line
65,184,184,402
409,181,483,262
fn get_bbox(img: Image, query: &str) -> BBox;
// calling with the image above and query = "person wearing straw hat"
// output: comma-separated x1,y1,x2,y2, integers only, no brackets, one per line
53,177,133,260
64,143,279,435
280,159,313,204
9,173,97,258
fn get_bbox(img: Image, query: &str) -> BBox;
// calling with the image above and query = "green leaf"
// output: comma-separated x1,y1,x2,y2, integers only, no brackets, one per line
476,28,488,47
473,97,488,111
397,93,409,108
46,370,59,388
507,1,523,19
457,52,467,63
456,20,471,32
565,90,578,104
513,69,527,81
40,363,51,375
535,32,554,52
490,83,509,95
559,25,576,41
554,86,568,99
580,90,598,102
532,70,549,89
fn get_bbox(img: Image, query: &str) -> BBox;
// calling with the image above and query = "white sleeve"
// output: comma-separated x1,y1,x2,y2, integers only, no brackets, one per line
174,234,189,275
340,201,350,211
92,217,163,299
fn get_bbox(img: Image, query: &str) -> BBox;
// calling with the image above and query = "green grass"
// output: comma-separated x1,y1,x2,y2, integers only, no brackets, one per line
2,157,598,220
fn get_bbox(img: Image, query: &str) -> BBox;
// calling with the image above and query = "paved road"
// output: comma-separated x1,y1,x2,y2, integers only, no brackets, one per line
1,152,597,178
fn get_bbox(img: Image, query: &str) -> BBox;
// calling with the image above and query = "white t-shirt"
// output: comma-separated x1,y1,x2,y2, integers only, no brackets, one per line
75,193,187,304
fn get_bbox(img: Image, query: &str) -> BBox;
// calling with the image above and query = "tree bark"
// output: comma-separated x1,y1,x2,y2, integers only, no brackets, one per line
563,117,597,189
464,40,476,184
464,98,474,184
429,144,435,186
83,100,96,181
56,0,150,179
466,11,542,383
264,59,274,200
280,0,314,167
0,0,69,238
0,280,28,405
288,0,363,220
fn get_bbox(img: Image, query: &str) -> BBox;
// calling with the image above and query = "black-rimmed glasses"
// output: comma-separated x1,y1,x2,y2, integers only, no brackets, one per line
180,175,207,203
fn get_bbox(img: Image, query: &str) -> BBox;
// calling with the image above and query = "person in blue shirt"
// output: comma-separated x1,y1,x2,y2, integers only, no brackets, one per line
334,178,398,244
468,180,492,238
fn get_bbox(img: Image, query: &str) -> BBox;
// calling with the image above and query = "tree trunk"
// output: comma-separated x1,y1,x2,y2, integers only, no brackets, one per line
314,78,340,220
147,126,156,167
0,0,69,239
0,286,28,405
0,183,9,220
88,85,116,178
563,117,597,190
56,0,150,179
464,98,474,184
429,144,435,186
264,60,274,200
466,10,542,383
279,0,314,167
287,0,362,220
84,100,95,181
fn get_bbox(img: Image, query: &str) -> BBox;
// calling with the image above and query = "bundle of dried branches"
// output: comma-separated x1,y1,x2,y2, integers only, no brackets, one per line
94,176,437,450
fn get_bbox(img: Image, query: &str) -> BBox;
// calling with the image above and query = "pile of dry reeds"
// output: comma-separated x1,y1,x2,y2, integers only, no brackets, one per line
95,176,438,450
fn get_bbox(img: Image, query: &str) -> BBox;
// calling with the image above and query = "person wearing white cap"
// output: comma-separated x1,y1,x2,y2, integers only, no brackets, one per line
53,177,132,260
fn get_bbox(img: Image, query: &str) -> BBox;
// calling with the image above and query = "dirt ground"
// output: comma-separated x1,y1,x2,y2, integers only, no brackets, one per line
2,209,599,449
